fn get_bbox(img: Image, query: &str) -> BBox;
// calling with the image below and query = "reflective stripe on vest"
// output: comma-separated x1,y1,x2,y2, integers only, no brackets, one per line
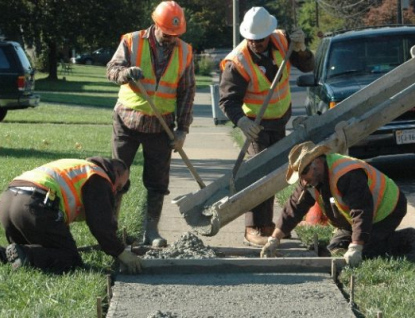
325,153,399,224
14,159,113,224
118,30,193,114
220,30,291,119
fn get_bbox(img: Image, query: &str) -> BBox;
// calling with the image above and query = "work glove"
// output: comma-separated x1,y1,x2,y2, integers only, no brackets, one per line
290,28,306,52
125,66,144,81
344,243,363,267
237,116,262,140
170,130,187,151
117,250,142,274
260,237,280,258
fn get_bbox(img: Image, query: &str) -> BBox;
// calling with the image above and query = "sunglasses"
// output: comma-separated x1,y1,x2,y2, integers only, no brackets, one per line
248,38,266,43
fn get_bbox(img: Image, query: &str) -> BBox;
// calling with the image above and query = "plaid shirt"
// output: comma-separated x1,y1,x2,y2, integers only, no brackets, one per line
107,25,195,133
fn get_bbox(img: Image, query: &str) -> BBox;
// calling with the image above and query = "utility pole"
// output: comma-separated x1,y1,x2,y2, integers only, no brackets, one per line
315,0,319,27
398,0,403,24
233,0,240,48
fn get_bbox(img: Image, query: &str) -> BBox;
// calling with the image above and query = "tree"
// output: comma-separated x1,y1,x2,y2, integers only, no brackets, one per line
0,0,148,80
364,0,415,25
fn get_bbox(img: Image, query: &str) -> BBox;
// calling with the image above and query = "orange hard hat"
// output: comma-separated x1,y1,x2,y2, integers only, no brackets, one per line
152,1,186,36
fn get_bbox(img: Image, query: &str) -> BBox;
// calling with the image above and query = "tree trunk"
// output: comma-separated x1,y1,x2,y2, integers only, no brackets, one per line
48,41,58,80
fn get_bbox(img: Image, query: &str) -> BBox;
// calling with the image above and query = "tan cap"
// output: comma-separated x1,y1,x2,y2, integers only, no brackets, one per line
286,141,331,184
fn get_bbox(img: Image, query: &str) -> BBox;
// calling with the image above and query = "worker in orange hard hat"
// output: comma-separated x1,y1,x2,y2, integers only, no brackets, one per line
107,1,195,248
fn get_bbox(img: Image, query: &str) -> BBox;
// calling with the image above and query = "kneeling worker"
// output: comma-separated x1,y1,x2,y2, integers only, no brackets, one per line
0,157,141,274
261,141,408,267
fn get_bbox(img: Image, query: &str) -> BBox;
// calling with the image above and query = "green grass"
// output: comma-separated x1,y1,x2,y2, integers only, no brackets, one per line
0,64,216,317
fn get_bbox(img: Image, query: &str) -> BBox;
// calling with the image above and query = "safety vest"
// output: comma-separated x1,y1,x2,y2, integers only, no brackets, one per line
220,30,291,119
118,30,193,115
14,159,113,224
309,154,399,224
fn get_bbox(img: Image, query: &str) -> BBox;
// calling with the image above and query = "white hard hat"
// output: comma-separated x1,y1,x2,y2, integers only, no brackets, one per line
239,7,277,40
411,45,415,58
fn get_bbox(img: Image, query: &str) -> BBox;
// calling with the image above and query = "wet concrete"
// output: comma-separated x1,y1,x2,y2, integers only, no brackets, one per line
108,272,354,318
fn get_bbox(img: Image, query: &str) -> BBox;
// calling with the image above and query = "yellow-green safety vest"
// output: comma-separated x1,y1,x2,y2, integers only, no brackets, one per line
309,153,399,224
118,30,193,115
220,30,292,119
14,159,113,224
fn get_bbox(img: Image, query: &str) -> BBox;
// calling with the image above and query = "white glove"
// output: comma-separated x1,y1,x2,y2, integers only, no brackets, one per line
170,130,187,151
344,243,363,267
260,237,280,258
237,116,262,140
117,250,142,274
290,28,306,52
125,66,144,81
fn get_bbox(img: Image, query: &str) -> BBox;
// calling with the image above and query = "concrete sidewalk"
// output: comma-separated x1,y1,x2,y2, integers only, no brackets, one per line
158,85,247,248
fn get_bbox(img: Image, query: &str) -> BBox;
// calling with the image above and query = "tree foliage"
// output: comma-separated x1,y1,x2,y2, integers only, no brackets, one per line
364,0,415,25
1,0,414,79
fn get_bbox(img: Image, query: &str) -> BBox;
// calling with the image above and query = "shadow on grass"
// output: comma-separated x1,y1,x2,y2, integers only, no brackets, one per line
0,147,109,161
36,78,118,93
39,92,116,109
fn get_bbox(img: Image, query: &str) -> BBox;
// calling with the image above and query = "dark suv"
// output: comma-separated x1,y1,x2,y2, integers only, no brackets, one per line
297,25,415,159
0,40,39,121
70,48,115,65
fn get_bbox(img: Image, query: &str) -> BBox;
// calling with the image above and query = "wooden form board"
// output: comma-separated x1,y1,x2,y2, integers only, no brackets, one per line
140,257,346,275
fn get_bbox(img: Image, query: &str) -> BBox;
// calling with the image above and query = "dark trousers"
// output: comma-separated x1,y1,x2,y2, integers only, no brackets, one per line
245,128,285,227
0,189,83,272
328,191,408,258
112,112,171,195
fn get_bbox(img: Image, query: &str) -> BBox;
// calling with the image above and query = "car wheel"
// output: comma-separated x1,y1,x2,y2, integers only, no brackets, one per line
0,109,8,122
84,59,93,65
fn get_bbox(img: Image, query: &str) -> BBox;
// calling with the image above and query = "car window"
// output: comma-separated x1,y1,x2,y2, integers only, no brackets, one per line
14,45,32,70
0,47,11,69
326,34,415,79
314,38,329,80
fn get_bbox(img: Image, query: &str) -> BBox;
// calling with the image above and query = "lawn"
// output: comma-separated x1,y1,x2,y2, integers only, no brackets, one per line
1,64,414,317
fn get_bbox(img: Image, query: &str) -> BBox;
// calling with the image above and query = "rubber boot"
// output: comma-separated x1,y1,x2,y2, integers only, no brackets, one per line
143,192,167,248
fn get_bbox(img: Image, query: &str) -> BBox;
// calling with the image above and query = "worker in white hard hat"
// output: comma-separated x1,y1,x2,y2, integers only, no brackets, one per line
106,1,195,248
219,7,315,247
260,141,413,267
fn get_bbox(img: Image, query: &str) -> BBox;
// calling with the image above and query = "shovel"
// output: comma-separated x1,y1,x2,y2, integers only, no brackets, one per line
132,80,206,189
230,42,294,194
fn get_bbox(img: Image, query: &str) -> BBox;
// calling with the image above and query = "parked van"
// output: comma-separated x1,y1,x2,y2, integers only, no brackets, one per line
0,41,40,121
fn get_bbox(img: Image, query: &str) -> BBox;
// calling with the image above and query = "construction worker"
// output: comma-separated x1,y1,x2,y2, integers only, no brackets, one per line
260,141,409,267
0,157,142,274
107,1,195,248
219,7,315,247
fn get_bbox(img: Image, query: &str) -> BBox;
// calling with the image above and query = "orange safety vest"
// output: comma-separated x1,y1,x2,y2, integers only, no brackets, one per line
118,30,193,114
14,159,113,224
220,30,291,119
309,154,399,225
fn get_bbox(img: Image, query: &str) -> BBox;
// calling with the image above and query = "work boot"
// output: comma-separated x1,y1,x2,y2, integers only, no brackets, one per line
6,244,28,269
0,246,7,264
143,192,167,248
244,227,268,247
